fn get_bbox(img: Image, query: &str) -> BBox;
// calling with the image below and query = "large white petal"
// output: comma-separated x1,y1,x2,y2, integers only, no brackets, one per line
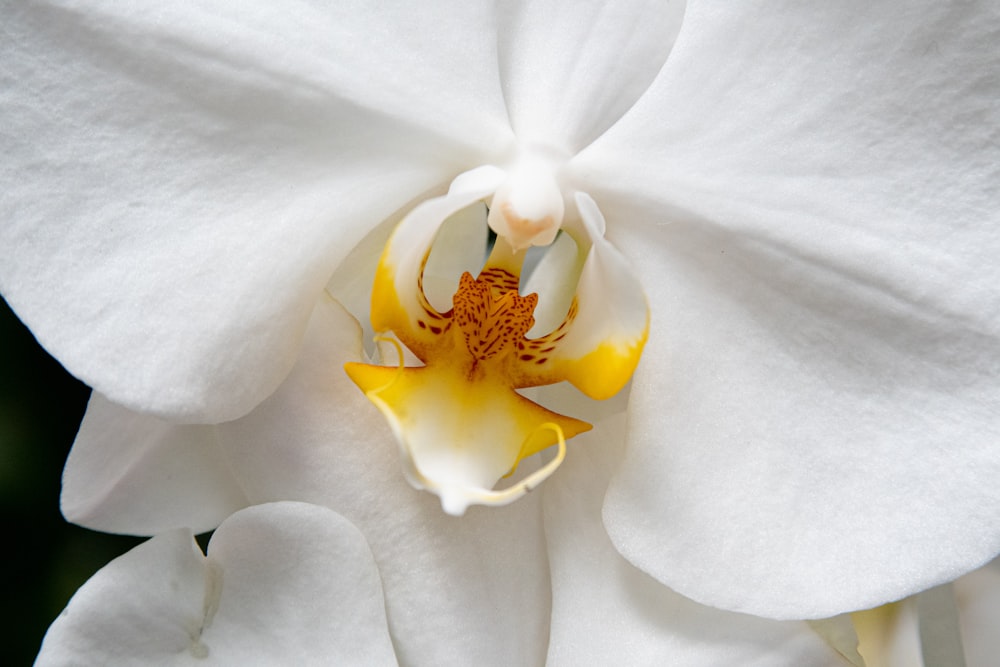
62,392,248,535
0,1,511,421
37,530,210,666
497,0,685,154
572,1,1000,617
58,292,357,536
37,502,397,666
543,407,850,667
216,295,550,666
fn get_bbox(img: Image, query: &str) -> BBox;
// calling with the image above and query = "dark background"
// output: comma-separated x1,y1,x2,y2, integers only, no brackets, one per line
1,297,141,664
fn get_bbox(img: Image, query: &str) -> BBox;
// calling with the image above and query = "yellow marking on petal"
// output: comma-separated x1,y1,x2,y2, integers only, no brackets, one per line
371,259,408,339
371,255,447,363
343,359,590,502
368,335,406,393
558,332,649,400
500,421,566,483
505,298,649,398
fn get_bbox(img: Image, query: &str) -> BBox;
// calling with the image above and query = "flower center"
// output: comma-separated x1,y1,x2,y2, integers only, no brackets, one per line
344,163,649,514
487,152,565,251
453,269,537,365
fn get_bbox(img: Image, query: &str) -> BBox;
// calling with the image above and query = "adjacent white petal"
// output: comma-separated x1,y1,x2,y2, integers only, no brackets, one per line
543,404,850,667
600,204,1000,619
215,295,550,666
0,2,512,421
37,530,208,665
497,0,686,154
570,1,1000,617
37,502,396,666
62,392,248,535
59,293,355,536
195,502,397,666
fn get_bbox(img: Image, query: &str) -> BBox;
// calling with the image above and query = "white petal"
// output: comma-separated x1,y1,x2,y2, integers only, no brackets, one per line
37,530,208,665
542,403,850,667
570,1,1000,617
0,2,511,421
216,298,550,665
37,502,396,666
62,393,248,535
600,206,1000,619
196,502,397,666
59,293,356,536
497,0,686,154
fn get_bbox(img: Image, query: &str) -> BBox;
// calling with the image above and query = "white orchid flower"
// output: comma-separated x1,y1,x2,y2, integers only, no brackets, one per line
3,0,1000,661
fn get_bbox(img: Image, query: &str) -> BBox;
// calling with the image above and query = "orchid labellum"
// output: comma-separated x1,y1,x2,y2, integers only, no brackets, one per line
346,162,647,514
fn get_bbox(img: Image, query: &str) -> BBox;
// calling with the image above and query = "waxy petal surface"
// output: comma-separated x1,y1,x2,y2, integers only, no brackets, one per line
57,294,367,537
0,2,511,421
497,0,686,153
571,0,1000,617
37,502,397,666
63,393,248,535
541,398,849,666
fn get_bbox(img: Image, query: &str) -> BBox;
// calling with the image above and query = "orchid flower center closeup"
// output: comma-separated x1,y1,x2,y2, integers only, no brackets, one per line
345,158,650,514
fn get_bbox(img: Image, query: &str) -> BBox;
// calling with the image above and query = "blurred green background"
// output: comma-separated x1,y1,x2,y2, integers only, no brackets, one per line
1,297,142,664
